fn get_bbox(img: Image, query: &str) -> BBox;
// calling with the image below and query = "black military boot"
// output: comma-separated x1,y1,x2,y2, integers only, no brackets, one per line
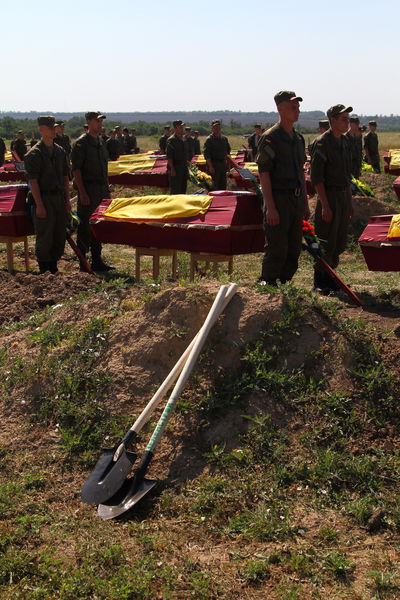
38,261,51,274
91,249,115,272
313,270,331,295
49,261,58,274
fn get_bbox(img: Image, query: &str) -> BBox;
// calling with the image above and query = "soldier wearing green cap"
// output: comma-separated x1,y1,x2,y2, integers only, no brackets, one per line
203,120,231,190
71,111,114,271
248,124,263,161
0,136,5,167
309,120,330,156
256,90,309,286
345,116,362,178
54,121,71,157
159,126,170,154
364,121,380,173
13,131,27,162
24,116,71,274
311,104,353,293
166,120,188,194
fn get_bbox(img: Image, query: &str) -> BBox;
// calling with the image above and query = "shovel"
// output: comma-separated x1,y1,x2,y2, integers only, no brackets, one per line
81,283,237,505
97,283,237,519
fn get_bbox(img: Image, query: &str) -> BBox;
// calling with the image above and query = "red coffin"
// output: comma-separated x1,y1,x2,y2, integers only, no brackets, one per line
359,214,400,271
0,185,34,236
392,176,400,201
0,163,25,183
90,190,265,255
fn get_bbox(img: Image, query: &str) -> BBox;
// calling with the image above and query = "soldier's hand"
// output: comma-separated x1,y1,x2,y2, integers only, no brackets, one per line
265,206,280,226
322,205,333,222
36,205,47,219
80,192,90,206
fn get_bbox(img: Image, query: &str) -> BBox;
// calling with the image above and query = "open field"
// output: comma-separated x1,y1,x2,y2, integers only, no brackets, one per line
0,172,399,599
5,131,400,155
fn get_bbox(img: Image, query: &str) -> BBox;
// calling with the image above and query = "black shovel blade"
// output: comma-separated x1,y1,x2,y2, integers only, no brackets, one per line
235,167,256,181
81,448,137,505
97,477,157,520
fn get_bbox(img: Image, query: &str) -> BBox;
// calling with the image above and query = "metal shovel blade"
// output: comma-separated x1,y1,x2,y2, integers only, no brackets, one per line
97,477,157,520
81,448,137,505
235,167,256,181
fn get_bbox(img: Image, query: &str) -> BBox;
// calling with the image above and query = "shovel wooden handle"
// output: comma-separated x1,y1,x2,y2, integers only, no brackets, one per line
113,283,237,461
145,284,235,454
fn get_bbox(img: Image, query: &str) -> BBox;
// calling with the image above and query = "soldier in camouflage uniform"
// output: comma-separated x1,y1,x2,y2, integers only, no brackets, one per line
71,111,114,271
166,120,188,194
159,126,170,154
184,127,196,161
311,104,353,293
193,130,201,155
256,90,309,286
203,120,231,190
13,131,27,162
364,120,380,173
25,116,70,274
248,124,263,161
345,116,362,179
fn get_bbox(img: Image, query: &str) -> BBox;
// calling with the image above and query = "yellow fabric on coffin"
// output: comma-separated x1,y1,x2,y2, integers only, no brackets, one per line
387,214,400,239
389,149,400,170
103,194,212,221
107,157,156,175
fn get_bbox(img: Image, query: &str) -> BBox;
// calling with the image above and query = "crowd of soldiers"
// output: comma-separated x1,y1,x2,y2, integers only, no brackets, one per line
0,102,382,293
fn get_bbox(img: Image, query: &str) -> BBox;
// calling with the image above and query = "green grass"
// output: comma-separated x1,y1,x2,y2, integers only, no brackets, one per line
0,191,400,599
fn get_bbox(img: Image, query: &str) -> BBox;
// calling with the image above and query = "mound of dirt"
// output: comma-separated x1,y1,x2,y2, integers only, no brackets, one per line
0,271,97,324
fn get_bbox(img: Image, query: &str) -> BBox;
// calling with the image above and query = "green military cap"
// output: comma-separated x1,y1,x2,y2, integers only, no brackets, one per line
327,104,353,119
211,119,221,126
369,120,377,126
350,116,360,124
85,111,106,121
274,90,303,105
173,120,184,127
37,116,55,127
318,120,330,129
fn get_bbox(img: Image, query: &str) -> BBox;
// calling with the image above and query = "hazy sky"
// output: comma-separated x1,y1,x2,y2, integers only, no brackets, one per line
2,0,398,115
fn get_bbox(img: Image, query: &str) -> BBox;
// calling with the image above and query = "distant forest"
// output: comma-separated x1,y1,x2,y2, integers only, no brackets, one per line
1,110,399,139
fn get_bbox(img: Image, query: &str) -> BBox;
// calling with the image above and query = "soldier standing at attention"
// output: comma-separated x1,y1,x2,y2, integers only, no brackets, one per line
159,126,170,154
71,111,114,271
364,120,380,173
0,136,6,167
256,90,309,286
248,124,263,161
13,131,27,162
345,116,362,178
25,116,70,274
203,120,231,190
166,120,188,194
308,120,330,156
184,127,195,161
193,130,201,155
55,121,72,158
129,129,138,154
311,104,353,294
106,130,120,161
